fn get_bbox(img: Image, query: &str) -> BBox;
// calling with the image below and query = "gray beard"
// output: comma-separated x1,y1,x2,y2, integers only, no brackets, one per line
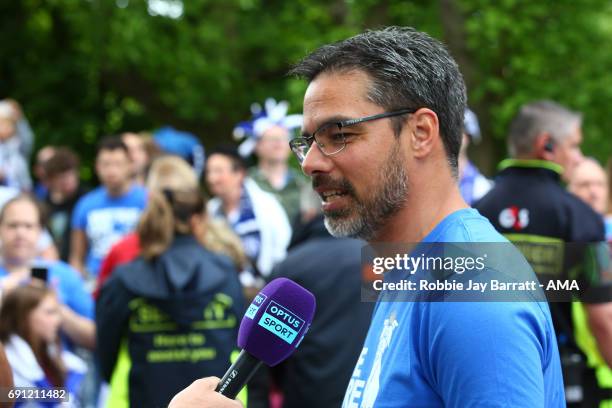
324,143,408,241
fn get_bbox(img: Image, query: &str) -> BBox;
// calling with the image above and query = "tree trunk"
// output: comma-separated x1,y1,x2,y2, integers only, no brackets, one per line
439,0,497,176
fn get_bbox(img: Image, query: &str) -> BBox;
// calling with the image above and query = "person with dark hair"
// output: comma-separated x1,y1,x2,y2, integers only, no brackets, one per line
43,147,88,262
69,136,147,278
0,282,87,407
206,145,290,285
94,155,248,299
171,27,564,408
96,173,243,407
121,132,161,186
33,146,56,200
93,155,199,299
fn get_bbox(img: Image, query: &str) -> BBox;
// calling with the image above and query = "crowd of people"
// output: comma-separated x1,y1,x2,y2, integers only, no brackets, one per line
0,96,368,408
1,26,612,408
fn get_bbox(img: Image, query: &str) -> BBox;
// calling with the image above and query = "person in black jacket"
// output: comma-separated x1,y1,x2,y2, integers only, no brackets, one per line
248,214,374,408
476,100,612,407
96,179,243,407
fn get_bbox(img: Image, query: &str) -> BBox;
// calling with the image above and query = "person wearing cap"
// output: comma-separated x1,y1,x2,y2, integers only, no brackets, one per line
153,126,206,177
234,99,310,224
459,108,492,205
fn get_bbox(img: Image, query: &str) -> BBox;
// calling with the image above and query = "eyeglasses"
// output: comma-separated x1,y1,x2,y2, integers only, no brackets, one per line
289,108,416,163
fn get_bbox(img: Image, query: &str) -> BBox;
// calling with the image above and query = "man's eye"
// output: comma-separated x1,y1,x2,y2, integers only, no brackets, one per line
329,133,345,143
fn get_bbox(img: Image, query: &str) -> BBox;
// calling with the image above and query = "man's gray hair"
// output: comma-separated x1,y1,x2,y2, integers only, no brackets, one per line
290,26,467,175
508,100,582,157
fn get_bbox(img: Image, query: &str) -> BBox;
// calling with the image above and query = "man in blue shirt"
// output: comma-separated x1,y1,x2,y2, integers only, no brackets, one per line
342,210,562,407
168,27,565,408
70,136,147,278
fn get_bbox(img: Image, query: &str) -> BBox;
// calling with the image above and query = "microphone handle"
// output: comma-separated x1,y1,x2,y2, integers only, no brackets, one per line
215,349,263,399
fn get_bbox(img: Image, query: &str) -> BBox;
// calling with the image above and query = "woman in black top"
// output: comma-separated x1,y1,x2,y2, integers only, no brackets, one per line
96,158,243,408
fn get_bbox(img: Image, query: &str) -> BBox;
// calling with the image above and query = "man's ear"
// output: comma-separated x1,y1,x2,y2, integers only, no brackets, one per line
535,133,555,160
408,108,439,159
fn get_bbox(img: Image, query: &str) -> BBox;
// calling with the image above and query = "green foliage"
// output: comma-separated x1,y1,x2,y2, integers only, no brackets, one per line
460,0,612,168
1,0,611,177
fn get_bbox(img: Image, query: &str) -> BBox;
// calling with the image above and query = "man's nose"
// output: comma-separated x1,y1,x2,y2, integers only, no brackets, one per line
301,143,334,177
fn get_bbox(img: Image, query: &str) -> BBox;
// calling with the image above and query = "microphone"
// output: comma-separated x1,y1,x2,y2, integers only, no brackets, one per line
215,277,316,398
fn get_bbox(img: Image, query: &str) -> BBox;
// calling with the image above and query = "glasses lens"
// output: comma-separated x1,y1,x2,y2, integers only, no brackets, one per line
290,138,311,162
314,123,345,156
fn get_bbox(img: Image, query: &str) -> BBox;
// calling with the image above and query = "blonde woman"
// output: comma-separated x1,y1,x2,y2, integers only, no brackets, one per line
96,156,243,407
95,156,248,296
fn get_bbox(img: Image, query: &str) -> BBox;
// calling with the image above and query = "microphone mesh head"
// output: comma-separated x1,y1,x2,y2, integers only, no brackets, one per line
238,278,316,366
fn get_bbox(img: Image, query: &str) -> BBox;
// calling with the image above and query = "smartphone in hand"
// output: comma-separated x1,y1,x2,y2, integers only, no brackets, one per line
31,266,48,283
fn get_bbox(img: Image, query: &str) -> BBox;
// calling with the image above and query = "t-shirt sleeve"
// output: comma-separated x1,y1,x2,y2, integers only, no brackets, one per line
423,301,562,407
136,186,148,209
71,195,88,230
54,263,94,319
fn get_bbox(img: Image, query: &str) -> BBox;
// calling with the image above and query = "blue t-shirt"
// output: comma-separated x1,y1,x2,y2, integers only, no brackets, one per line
605,215,612,243
71,185,147,276
0,261,93,319
342,208,565,407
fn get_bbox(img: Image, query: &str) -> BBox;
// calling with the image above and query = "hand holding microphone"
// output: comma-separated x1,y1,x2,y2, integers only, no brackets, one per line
169,278,316,407
169,377,242,408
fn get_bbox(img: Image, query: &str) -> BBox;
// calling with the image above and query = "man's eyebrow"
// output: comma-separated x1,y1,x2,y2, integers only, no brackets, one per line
301,115,357,137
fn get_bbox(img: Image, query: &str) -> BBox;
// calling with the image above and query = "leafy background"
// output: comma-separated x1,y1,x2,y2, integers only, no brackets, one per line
2,0,611,178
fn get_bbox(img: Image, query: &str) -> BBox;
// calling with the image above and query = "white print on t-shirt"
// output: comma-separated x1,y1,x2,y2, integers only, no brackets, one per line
362,313,399,408
86,207,142,259
342,311,399,408
343,348,368,407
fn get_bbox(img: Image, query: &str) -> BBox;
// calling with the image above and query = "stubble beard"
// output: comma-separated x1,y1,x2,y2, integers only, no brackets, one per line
322,143,408,241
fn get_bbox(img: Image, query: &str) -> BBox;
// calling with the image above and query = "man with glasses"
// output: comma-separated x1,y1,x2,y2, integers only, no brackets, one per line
169,27,564,408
